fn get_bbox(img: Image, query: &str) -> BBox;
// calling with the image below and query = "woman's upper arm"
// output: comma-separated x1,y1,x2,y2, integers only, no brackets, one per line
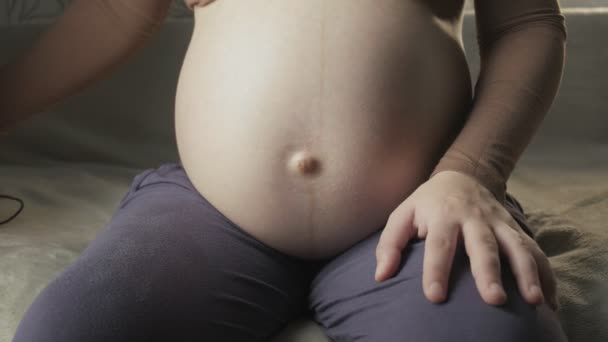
0,0,173,127
473,0,567,49
427,0,568,203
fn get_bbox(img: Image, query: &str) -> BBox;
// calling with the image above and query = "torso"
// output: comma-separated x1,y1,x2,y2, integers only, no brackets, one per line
175,0,472,260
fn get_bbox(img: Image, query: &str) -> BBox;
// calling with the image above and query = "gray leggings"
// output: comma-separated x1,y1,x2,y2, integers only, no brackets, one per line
12,163,568,341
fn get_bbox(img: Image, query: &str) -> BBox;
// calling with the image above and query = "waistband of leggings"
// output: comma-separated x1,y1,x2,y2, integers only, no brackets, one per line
504,192,534,238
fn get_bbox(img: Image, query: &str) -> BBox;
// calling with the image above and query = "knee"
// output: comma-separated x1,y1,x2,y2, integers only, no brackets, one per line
440,303,558,342
12,236,209,342
376,294,566,342
359,301,566,342
12,258,139,342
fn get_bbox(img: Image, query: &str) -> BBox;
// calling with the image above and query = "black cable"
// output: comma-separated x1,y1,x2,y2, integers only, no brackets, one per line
0,194,24,225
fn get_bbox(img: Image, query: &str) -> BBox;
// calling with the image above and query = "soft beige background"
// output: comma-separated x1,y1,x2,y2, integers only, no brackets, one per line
1,2,607,342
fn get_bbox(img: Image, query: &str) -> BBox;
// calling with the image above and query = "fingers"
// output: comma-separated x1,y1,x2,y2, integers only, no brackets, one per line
492,223,544,306
462,220,507,305
376,190,556,311
531,245,559,311
375,201,416,282
422,220,460,303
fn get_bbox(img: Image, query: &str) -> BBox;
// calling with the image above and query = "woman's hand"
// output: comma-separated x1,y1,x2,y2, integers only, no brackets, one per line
374,170,558,310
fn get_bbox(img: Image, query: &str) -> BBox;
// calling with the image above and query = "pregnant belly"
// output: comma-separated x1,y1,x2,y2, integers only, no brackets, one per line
175,0,472,260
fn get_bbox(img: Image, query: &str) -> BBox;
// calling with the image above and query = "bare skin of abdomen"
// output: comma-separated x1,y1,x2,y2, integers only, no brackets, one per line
175,0,472,260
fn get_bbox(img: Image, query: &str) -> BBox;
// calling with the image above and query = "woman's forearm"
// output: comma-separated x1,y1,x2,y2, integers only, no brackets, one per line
0,0,172,131
429,0,567,204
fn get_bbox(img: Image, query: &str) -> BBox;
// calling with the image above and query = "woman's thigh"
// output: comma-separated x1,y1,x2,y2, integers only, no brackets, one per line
308,194,568,342
12,163,313,342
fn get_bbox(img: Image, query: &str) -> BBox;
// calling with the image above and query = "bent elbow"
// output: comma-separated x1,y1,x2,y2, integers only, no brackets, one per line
97,0,173,39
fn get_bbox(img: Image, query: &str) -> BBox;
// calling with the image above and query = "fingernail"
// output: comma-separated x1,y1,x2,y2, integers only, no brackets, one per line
530,285,544,303
490,283,506,299
375,262,384,281
429,282,443,299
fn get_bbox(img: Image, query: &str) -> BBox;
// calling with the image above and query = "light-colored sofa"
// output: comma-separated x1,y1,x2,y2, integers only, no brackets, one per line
1,1,607,341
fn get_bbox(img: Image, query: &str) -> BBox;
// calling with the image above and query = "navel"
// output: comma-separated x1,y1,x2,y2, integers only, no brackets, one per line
287,150,321,176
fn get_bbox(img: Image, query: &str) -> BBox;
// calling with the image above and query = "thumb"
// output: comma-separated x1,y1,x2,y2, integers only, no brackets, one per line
375,200,416,282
